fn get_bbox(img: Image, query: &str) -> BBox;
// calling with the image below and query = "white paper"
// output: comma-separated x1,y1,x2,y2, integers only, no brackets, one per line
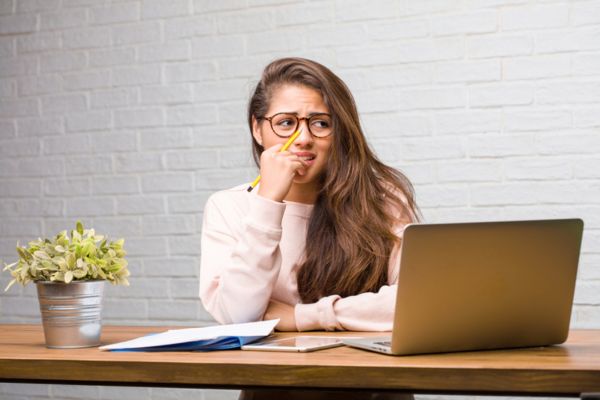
99,319,279,351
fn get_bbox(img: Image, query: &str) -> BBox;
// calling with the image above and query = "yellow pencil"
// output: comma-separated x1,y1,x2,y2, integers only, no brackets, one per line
247,129,302,192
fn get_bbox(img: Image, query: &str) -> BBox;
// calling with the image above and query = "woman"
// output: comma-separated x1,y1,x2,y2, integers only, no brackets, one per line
200,58,419,399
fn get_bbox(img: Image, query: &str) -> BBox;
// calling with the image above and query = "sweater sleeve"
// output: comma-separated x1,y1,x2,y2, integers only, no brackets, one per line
294,215,410,332
199,192,286,325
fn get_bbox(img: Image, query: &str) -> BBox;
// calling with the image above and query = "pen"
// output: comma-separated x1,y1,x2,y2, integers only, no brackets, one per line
247,129,302,192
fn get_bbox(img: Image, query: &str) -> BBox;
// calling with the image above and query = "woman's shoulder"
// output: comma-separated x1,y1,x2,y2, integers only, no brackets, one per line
208,183,250,201
380,182,419,232
205,183,253,216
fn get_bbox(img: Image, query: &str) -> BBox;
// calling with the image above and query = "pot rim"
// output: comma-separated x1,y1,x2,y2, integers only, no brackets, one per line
35,280,106,285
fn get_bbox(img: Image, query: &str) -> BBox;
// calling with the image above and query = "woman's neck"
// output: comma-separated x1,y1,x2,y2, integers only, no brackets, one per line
284,182,319,204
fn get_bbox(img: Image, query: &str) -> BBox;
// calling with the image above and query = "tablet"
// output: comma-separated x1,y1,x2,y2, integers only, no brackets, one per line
241,336,345,352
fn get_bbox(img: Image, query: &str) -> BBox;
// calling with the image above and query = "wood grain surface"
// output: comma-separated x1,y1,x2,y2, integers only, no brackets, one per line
1,324,600,395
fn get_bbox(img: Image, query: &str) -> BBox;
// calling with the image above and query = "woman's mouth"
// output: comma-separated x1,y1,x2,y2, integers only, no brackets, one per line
294,152,316,166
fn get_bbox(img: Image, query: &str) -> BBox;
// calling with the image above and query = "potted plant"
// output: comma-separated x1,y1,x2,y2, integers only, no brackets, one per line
3,221,130,348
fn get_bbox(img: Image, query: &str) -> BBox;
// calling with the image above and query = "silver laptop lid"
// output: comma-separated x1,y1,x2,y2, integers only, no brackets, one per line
392,218,583,355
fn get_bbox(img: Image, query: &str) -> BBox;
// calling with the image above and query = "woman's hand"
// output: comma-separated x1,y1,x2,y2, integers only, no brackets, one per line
263,300,297,331
257,143,307,202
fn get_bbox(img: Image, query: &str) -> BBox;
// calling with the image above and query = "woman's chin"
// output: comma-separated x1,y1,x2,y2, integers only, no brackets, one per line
293,172,313,184
294,167,308,177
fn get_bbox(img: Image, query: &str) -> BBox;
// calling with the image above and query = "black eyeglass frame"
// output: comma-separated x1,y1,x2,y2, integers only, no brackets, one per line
259,112,334,138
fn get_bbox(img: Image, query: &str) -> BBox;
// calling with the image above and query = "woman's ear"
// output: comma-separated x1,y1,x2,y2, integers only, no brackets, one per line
251,116,263,146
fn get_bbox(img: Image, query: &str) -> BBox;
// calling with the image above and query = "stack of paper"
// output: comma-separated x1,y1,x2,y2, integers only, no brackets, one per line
99,319,279,352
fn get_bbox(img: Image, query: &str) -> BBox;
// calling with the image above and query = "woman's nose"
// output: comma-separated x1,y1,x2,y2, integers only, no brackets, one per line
294,123,312,145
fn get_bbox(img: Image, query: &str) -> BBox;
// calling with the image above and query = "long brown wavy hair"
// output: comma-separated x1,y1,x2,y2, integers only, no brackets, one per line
248,58,420,304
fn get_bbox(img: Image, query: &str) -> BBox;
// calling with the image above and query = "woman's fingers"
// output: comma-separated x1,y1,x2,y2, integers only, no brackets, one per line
264,149,307,170
257,146,307,202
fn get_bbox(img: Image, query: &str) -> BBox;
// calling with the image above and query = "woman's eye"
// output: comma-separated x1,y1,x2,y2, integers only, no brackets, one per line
312,120,330,128
277,119,295,127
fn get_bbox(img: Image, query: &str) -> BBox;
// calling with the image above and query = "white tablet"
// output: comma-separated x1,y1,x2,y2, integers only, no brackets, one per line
241,336,345,352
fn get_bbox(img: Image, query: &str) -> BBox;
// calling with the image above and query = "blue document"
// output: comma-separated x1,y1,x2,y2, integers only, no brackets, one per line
99,319,279,352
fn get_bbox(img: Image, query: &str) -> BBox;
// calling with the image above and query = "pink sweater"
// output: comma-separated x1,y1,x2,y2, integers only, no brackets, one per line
199,184,410,331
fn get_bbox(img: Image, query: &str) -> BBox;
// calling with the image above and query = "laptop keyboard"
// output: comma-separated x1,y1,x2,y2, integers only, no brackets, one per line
374,341,392,347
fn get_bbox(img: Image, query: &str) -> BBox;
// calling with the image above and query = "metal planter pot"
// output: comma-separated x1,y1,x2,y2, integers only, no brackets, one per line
36,280,105,349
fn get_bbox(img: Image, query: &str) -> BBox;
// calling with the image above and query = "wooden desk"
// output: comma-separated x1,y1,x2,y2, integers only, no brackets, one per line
1,325,600,396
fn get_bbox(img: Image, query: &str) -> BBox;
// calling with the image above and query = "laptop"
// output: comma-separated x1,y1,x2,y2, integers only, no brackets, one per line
343,218,584,356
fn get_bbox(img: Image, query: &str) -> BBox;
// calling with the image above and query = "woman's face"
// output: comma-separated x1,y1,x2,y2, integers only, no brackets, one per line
252,84,333,191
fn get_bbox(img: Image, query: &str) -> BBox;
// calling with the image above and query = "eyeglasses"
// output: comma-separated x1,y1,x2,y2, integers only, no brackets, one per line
261,112,333,138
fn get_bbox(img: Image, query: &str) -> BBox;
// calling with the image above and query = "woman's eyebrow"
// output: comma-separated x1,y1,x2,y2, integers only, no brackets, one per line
271,111,330,117
274,111,298,115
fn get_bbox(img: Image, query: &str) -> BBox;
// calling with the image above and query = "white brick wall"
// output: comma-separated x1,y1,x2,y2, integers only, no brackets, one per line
1,0,599,399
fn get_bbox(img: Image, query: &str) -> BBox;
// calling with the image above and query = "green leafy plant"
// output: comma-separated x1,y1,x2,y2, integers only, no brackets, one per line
3,221,130,291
